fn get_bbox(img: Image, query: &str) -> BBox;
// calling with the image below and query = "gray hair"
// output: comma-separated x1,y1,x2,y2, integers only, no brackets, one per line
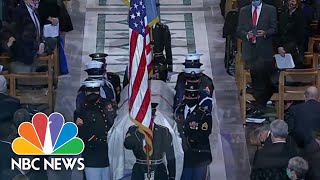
270,119,288,138
288,157,309,179
0,75,7,94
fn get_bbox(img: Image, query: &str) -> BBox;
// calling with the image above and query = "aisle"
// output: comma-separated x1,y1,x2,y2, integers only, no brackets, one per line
54,0,251,179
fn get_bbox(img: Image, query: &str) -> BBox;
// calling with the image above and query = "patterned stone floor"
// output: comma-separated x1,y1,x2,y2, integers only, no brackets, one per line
54,0,251,179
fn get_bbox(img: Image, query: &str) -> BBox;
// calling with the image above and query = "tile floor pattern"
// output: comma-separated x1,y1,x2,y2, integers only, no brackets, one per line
54,0,252,179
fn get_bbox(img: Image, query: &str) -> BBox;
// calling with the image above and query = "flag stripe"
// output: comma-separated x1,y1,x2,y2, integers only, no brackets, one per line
128,0,153,156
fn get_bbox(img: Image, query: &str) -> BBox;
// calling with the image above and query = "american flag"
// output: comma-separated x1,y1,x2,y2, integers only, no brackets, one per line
128,0,153,155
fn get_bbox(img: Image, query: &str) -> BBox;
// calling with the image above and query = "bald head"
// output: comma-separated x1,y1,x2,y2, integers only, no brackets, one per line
305,86,319,101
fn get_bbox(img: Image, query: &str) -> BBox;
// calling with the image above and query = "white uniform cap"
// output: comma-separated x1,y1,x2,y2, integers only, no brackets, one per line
83,80,103,88
85,61,103,70
182,68,204,74
184,53,203,61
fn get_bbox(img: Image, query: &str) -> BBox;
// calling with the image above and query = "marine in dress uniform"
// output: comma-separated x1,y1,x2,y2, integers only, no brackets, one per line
151,22,173,82
89,53,122,103
124,103,176,180
76,60,117,110
174,82,212,180
74,81,117,180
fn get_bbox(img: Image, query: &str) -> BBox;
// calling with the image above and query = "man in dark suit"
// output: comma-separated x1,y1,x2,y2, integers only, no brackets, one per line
251,120,297,180
11,0,45,73
287,86,320,149
0,75,21,122
237,0,277,117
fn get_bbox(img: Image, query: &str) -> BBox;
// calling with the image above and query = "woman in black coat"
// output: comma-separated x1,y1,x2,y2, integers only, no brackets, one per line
277,0,306,69
57,0,73,44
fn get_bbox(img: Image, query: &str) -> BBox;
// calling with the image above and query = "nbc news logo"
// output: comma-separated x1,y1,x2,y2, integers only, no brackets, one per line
11,113,85,171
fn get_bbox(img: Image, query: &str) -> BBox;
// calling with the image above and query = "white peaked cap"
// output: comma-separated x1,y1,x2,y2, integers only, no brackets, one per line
184,53,203,60
182,68,204,74
83,80,103,88
85,61,103,70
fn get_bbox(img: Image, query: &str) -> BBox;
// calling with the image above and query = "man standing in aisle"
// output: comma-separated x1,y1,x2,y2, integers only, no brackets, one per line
237,0,277,117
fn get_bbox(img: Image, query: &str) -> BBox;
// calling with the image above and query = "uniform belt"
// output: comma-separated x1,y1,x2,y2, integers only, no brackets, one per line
136,159,163,165
153,52,164,57
191,149,211,153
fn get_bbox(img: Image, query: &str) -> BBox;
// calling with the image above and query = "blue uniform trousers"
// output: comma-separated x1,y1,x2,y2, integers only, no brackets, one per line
181,165,209,180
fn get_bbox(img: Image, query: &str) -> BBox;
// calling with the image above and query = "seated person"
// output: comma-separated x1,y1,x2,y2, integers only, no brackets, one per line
250,120,298,180
286,157,309,180
304,131,320,180
286,86,320,149
10,0,45,73
0,75,21,122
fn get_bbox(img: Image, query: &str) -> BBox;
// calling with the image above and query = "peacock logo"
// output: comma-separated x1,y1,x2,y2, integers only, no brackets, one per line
12,112,84,155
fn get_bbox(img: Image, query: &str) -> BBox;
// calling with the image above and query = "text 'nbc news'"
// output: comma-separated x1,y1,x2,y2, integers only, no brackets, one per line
11,158,85,171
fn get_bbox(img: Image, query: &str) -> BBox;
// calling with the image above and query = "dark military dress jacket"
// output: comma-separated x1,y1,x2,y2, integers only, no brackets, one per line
106,72,121,103
151,22,173,72
173,73,214,110
174,103,212,168
74,98,117,167
124,124,176,180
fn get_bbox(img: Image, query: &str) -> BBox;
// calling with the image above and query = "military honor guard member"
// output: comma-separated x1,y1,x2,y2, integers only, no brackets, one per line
89,53,122,103
124,103,176,180
174,54,214,109
151,22,173,82
74,81,117,180
76,60,118,110
174,68,213,111
174,82,213,180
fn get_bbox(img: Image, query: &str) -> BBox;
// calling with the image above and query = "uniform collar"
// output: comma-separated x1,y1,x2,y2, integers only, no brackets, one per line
186,104,196,112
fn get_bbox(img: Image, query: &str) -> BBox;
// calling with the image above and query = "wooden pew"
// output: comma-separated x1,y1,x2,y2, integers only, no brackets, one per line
278,53,320,119
7,51,56,113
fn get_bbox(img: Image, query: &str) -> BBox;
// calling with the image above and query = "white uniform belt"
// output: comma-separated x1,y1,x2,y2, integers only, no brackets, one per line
153,52,164,57
136,159,163,165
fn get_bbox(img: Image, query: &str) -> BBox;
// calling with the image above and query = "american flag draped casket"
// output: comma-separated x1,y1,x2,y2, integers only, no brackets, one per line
108,80,184,180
